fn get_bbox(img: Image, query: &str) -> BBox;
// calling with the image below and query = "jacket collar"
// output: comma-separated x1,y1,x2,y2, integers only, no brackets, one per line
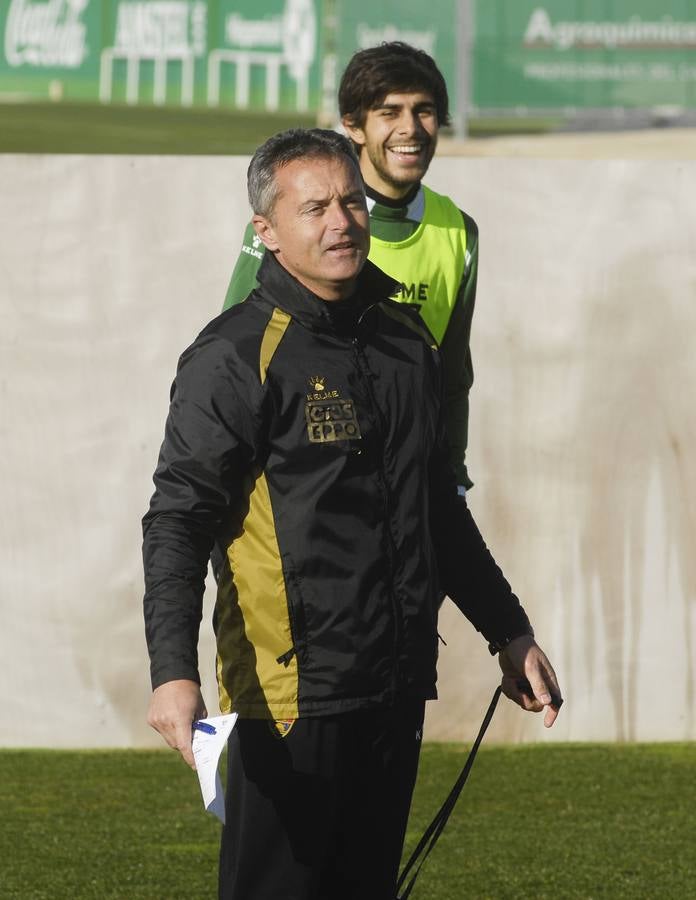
254,250,398,332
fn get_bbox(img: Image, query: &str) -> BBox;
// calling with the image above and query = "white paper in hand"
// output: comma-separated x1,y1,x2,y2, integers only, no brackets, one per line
191,714,238,824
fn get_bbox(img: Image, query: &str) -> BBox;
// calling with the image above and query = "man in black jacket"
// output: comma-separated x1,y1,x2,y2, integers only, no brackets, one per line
143,128,562,900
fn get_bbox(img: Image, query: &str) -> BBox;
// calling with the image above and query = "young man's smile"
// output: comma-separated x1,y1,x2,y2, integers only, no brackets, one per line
344,90,439,199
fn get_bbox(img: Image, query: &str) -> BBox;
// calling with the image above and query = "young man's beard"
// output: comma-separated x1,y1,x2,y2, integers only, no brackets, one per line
363,141,436,193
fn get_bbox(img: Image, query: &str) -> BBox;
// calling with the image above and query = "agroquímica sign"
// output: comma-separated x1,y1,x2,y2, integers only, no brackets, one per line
473,2,696,110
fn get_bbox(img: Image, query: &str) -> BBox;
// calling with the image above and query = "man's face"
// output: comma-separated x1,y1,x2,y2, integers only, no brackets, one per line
343,91,439,199
253,155,370,301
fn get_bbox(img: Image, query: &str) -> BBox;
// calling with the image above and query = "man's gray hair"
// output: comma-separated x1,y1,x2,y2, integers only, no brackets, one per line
247,128,360,219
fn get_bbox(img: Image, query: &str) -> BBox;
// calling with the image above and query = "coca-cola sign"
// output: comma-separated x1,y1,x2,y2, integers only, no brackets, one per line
4,0,89,68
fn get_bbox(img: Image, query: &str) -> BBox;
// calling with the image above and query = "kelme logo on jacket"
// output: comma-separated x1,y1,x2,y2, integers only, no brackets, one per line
305,376,362,444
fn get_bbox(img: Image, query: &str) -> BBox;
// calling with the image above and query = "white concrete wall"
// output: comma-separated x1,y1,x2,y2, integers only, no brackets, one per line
1,154,694,747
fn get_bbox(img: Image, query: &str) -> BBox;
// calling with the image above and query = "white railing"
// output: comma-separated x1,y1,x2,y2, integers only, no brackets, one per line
100,49,195,106
207,49,309,111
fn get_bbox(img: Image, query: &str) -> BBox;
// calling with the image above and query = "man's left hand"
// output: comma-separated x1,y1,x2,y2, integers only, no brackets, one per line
498,635,563,728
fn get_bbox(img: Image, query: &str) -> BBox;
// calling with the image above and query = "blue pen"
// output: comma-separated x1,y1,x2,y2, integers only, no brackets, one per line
192,720,217,735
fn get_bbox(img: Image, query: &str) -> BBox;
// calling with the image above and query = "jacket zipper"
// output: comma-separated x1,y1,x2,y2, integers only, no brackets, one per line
351,326,403,697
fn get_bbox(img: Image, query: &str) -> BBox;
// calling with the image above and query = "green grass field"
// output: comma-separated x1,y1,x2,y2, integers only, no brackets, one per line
1,743,694,899
0,101,560,155
0,102,317,155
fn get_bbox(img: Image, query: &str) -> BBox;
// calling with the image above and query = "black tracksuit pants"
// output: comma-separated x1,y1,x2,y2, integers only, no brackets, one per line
218,699,425,900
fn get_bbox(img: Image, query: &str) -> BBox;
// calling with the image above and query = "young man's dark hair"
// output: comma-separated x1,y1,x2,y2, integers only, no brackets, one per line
338,41,451,129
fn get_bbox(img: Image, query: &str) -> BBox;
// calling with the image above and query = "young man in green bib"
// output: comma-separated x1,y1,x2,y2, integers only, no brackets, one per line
224,42,477,490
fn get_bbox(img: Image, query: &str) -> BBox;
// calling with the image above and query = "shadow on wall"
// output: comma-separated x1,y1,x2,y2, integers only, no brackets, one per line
574,247,696,741
461,158,696,744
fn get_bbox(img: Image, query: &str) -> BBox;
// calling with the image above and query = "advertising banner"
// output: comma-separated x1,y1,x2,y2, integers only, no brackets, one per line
0,0,322,111
0,0,101,101
207,0,321,112
473,1,696,110
100,0,208,105
4,1,696,115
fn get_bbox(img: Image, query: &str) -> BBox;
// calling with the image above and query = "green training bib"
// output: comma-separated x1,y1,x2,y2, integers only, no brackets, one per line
368,186,467,345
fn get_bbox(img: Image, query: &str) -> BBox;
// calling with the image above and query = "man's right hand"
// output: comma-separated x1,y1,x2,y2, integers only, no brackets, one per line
147,679,207,769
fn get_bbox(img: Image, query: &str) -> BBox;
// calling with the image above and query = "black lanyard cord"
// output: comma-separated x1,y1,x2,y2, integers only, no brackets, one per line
396,685,503,899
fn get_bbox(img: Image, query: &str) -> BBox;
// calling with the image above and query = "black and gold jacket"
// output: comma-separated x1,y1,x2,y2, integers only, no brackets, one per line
143,253,530,719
